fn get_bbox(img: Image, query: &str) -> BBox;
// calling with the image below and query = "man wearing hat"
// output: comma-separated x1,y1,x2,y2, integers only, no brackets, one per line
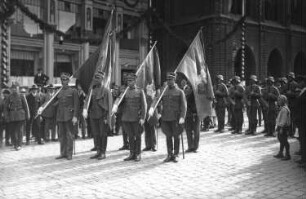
244,75,261,135
228,76,245,134
34,68,49,87
41,84,57,142
4,82,30,150
26,84,45,145
83,71,112,160
149,72,187,163
284,72,299,137
113,73,147,161
39,72,79,160
262,76,280,137
213,75,228,133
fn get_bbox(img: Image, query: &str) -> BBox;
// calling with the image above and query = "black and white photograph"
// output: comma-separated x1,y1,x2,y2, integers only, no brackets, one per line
0,0,305,198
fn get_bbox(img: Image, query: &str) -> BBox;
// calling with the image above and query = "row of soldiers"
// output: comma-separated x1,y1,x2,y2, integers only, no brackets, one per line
214,72,300,136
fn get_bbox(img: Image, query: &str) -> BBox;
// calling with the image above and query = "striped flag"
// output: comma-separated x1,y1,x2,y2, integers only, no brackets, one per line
175,30,214,120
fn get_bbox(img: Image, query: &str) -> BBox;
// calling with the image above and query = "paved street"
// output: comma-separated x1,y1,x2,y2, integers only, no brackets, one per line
0,126,305,199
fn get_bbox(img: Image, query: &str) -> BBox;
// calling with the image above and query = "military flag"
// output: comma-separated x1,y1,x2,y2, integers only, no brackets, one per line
175,30,214,120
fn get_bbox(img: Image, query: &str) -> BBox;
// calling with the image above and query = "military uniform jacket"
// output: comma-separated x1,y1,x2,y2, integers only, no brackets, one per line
263,85,279,107
41,93,56,118
214,83,228,107
244,84,261,107
121,86,147,122
229,84,245,109
4,93,29,122
54,87,79,122
87,86,112,120
160,84,187,121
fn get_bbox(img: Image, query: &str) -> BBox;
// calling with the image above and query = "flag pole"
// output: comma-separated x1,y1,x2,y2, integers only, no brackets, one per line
111,41,158,115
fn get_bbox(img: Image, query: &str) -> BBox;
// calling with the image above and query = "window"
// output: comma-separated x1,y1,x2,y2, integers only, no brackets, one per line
10,59,34,76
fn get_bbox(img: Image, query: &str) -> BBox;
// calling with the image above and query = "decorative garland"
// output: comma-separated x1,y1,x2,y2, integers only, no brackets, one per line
123,0,140,8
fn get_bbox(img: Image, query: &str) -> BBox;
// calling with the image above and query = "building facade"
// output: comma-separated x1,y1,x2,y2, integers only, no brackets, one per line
0,0,149,88
153,0,306,83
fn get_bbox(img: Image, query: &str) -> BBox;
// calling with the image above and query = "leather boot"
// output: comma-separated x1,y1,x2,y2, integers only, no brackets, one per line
163,154,173,162
134,154,141,162
124,153,135,161
90,151,101,159
273,152,284,159
98,153,106,160
173,136,180,156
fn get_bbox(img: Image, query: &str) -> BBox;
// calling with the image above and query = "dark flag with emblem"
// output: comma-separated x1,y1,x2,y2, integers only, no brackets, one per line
75,10,114,94
175,30,214,120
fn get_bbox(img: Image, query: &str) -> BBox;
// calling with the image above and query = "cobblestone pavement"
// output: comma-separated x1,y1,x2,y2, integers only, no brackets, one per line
0,126,305,199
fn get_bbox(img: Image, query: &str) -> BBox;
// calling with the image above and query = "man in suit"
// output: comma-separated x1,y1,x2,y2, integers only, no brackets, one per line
4,82,29,150
149,72,187,163
39,73,79,160
34,68,49,87
83,71,112,160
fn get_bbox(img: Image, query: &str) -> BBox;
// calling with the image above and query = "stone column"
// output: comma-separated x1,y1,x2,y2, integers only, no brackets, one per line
43,32,54,83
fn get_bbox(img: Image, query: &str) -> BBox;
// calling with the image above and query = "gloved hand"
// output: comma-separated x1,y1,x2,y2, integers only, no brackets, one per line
72,116,78,125
139,119,145,126
37,107,44,115
148,107,154,117
179,117,185,124
112,104,118,115
82,109,88,119
157,113,161,120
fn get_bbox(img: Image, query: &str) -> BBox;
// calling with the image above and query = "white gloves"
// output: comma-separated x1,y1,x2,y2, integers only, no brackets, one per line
179,117,185,124
72,116,78,125
82,109,88,119
139,119,145,126
112,104,118,115
37,107,44,115
148,107,154,117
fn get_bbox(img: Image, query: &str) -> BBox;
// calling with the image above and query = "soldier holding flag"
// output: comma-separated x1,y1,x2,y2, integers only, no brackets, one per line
149,72,187,163
83,71,112,160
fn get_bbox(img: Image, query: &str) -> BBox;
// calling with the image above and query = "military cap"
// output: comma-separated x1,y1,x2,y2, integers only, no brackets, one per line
267,76,275,83
231,76,241,83
126,73,137,81
216,75,224,81
2,89,10,94
60,72,70,80
249,75,258,82
166,72,176,80
279,77,288,84
29,84,39,91
287,72,295,79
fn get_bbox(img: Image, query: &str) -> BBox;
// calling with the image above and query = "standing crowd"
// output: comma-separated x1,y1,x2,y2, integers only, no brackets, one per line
0,69,305,167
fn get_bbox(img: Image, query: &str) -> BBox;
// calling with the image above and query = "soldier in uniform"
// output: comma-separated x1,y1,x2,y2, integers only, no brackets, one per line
284,72,299,136
149,72,187,163
263,76,280,137
39,73,79,160
41,84,56,142
184,82,200,152
113,74,147,161
83,71,112,160
228,76,245,134
4,82,29,150
213,75,228,133
244,75,261,135
2,89,11,146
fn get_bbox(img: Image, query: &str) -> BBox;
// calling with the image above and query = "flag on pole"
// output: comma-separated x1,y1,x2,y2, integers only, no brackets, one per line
136,44,161,90
75,10,114,94
175,30,214,120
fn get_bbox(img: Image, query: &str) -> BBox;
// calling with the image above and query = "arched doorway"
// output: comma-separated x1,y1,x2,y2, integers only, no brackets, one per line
234,46,256,83
267,49,283,78
294,51,306,76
